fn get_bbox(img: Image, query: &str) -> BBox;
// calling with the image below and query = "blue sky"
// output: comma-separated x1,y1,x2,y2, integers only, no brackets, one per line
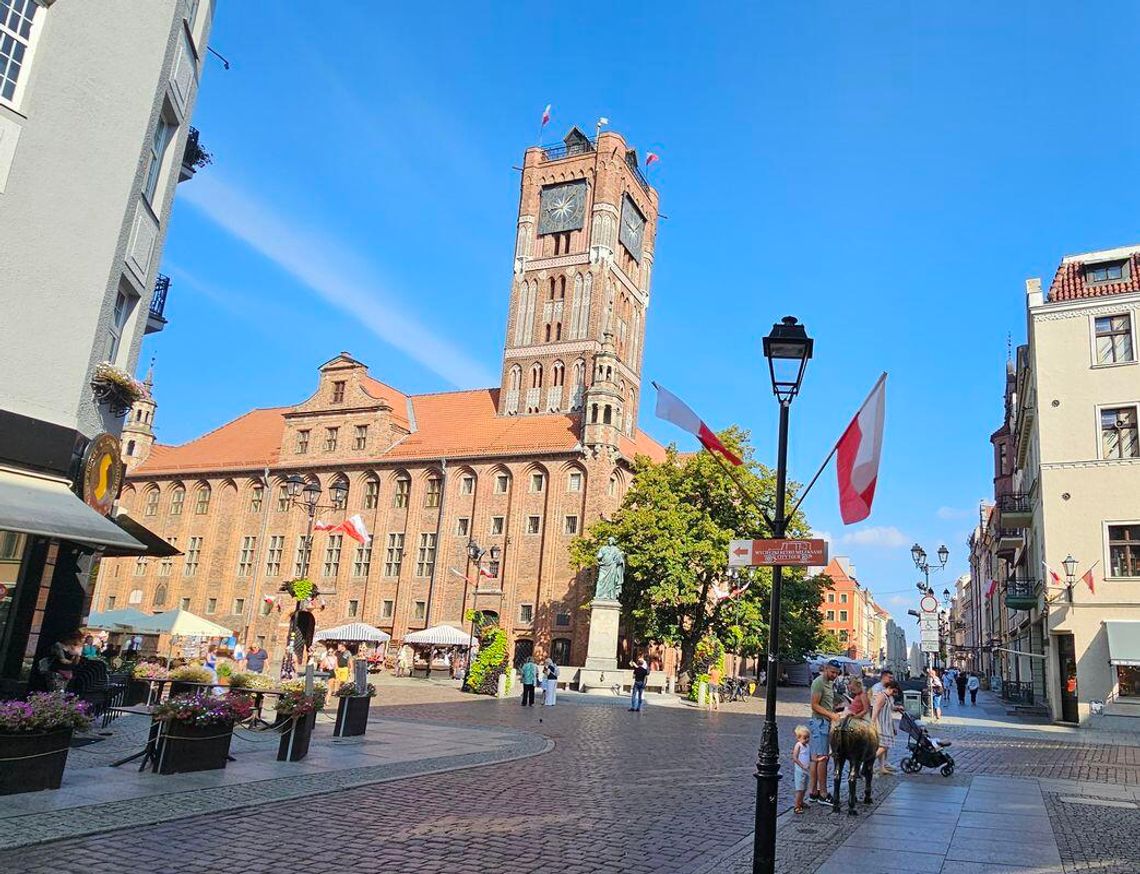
149,2,1140,618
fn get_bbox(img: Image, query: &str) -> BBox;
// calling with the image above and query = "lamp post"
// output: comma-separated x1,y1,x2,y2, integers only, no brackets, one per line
462,539,501,691
1062,553,1077,604
753,316,812,874
281,475,347,671
911,542,948,714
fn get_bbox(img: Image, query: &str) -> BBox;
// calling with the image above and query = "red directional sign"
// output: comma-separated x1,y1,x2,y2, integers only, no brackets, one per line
728,539,829,567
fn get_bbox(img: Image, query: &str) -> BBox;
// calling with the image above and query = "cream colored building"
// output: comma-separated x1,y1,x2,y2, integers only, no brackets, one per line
998,245,1140,727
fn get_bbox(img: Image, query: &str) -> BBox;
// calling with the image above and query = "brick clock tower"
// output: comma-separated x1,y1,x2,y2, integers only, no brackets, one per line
498,127,659,457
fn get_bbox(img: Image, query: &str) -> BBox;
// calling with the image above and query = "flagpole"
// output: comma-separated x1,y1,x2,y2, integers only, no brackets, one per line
784,444,838,523
705,447,775,535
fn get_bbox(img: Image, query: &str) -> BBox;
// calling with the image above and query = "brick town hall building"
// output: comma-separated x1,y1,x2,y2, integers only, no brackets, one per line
95,128,666,669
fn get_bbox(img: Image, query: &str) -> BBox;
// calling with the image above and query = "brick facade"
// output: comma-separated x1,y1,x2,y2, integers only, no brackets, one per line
94,128,664,668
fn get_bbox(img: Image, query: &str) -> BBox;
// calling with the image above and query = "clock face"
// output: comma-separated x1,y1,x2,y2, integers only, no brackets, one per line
538,180,587,235
619,194,645,262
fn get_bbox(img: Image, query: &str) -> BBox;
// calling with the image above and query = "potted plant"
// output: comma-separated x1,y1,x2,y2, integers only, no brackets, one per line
333,681,376,738
228,672,273,691
275,681,326,762
0,692,92,795
128,662,169,706
151,692,254,774
90,362,146,418
215,662,234,687
169,664,213,696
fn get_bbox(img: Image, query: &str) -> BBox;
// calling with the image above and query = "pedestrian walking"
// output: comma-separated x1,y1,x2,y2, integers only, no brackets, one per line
956,670,967,706
872,678,901,774
929,668,944,721
396,645,411,677
807,659,841,806
791,725,812,814
630,657,649,711
943,667,956,707
520,656,537,706
543,657,559,706
331,642,351,695
245,643,269,674
967,672,980,705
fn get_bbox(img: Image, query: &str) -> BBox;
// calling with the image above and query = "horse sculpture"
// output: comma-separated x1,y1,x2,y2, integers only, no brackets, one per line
830,715,879,815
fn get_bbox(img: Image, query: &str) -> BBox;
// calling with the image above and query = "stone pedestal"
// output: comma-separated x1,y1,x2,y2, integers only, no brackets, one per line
584,598,621,670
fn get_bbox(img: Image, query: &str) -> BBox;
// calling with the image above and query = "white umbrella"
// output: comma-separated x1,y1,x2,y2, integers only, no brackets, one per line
314,622,391,643
403,624,475,647
84,607,154,631
133,608,233,638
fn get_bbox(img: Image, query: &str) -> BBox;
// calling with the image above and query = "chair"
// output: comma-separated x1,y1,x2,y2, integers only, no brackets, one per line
67,659,113,724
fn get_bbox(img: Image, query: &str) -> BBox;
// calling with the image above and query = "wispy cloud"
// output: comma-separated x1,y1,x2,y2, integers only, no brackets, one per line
887,594,910,607
811,529,834,545
180,175,496,388
937,506,970,521
840,526,910,549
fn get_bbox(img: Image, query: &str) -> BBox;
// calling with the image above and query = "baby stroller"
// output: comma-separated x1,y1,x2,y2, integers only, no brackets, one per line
898,710,955,776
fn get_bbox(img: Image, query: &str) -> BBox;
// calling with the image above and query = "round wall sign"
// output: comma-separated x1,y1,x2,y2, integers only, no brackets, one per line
920,594,938,613
82,433,123,515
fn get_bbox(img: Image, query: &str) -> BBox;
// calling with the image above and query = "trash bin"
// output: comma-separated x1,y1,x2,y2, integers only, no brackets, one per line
903,690,923,719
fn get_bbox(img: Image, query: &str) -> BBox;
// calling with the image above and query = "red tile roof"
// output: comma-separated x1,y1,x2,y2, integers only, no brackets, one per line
133,385,666,475
1048,250,1140,302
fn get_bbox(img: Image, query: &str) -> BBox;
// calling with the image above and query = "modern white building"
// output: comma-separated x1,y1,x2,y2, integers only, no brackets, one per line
0,0,215,694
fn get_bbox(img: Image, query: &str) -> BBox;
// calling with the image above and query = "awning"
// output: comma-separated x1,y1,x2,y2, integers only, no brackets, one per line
84,607,156,632
132,608,232,638
0,467,145,552
315,622,391,643
102,512,182,558
403,624,476,647
1105,621,1140,666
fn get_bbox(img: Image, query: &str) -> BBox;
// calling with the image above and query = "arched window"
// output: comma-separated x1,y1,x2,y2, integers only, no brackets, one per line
363,476,380,510
393,475,411,509
509,365,522,391
555,322,562,340
170,484,185,516
591,403,599,424
530,363,543,388
153,585,168,608
558,276,566,299
126,439,136,456
545,324,551,342
144,487,160,517
331,475,349,510
603,405,612,425
552,361,564,387
194,484,211,514
128,589,143,605
549,277,556,300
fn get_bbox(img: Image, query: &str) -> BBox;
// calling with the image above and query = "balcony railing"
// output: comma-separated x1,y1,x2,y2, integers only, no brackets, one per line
541,138,595,161
146,274,170,335
179,126,213,182
625,157,651,194
998,493,1033,528
1005,578,1040,611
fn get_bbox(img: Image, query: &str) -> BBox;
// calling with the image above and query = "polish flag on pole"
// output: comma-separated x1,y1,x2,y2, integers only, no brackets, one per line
835,373,887,524
339,514,370,545
985,579,998,599
1081,561,1099,595
541,103,552,127
646,152,660,166
479,565,494,579
313,520,337,532
652,382,743,466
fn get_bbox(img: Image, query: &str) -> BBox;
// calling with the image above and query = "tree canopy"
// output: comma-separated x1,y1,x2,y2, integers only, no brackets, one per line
571,426,832,676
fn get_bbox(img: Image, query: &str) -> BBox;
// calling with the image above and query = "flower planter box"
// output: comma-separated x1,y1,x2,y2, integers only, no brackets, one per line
168,681,201,698
333,695,371,737
124,680,152,706
277,711,316,761
155,720,234,774
0,728,73,795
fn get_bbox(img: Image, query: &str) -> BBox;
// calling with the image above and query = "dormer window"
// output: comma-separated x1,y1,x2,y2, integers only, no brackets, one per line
332,380,346,403
1086,260,1129,285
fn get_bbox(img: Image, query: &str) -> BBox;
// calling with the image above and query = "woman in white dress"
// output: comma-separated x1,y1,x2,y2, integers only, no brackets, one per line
872,678,900,774
543,657,559,706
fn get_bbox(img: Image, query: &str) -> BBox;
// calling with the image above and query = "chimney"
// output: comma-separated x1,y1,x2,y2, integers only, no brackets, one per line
1025,277,1043,307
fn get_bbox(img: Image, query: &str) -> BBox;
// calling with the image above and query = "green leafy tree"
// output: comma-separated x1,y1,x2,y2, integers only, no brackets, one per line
571,427,831,677
817,628,843,655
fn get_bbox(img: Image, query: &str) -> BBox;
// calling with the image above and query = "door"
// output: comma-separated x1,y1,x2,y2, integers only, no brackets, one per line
513,638,534,670
1057,634,1078,723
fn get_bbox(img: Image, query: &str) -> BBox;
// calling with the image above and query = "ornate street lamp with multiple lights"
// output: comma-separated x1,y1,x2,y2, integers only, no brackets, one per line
753,316,813,874
911,541,949,713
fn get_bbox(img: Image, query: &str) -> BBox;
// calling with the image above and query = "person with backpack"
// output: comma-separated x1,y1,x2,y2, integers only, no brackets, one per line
543,656,559,706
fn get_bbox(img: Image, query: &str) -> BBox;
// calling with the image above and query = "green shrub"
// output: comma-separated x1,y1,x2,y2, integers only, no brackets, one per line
466,626,508,696
686,635,726,701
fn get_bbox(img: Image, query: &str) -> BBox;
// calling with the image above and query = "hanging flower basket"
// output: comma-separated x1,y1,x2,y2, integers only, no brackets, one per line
90,362,145,418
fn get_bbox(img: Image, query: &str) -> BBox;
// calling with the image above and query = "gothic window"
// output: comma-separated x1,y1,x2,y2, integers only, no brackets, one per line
558,276,566,299
510,365,522,391
144,488,160,517
603,405,613,425
570,274,583,340
552,361,564,387
591,403,599,424
580,273,592,338
555,322,562,340
545,324,551,342
363,477,380,510
530,363,543,388
393,476,410,508
549,277,556,300
331,476,349,509
194,484,211,514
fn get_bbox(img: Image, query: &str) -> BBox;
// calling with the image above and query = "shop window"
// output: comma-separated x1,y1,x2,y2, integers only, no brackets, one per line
551,638,571,665
1117,665,1140,698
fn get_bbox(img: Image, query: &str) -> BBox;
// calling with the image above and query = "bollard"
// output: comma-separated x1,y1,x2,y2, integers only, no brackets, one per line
697,680,706,707
304,663,314,695
496,672,507,699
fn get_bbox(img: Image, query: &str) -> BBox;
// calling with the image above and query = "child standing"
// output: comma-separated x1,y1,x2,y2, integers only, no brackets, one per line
791,725,812,814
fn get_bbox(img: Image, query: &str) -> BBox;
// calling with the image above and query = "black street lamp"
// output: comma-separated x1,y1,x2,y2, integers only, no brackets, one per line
753,316,812,874
911,542,948,707
1062,553,1078,603
462,539,501,691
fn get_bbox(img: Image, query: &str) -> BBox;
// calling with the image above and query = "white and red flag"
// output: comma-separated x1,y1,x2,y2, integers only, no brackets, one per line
339,514,370,545
985,579,998,599
313,520,337,532
1043,562,1063,587
835,373,887,524
1081,562,1099,595
646,152,660,166
479,565,494,579
652,382,743,466
540,103,552,127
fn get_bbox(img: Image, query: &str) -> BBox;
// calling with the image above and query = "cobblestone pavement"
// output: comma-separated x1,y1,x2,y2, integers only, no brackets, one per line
1045,791,1140,873
2,685,1139,873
